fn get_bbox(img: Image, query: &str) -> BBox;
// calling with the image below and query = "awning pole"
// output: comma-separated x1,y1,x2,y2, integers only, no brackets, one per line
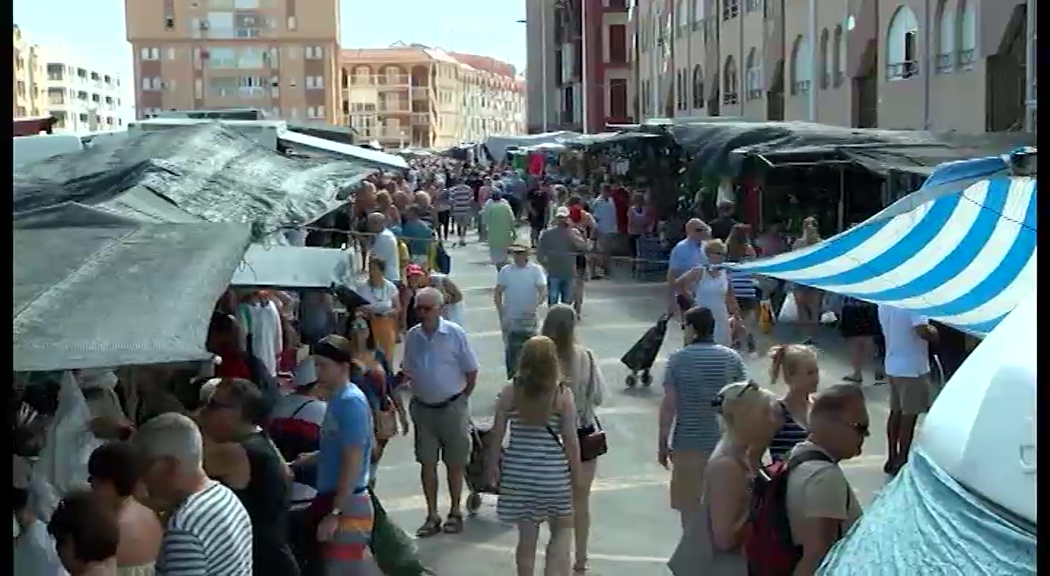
837,164,847,232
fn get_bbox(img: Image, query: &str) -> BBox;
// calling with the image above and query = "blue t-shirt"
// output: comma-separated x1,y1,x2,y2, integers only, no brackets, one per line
316,383,373,494
668,238,708,277
400,219,433,256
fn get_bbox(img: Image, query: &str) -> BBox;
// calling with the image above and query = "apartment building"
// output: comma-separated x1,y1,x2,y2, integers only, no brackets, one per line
525,0,632,134
43,48,127,133
341,45,524,149
13,25,47,118
124,0,341,125
632,0,1031,133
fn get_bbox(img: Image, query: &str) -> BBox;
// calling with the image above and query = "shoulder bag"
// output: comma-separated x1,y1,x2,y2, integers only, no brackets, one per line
577,349,608,461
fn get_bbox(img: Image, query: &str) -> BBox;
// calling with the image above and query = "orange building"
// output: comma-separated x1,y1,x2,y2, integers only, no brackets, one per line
13,25,47,118
124,0,341,124
340,44,525,149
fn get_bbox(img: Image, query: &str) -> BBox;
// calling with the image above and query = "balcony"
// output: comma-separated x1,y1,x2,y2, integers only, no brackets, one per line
350,75,374,86
377,74,410,88
410,112,431,125
375,127,408,140
410,86,430,100
377,100,409,113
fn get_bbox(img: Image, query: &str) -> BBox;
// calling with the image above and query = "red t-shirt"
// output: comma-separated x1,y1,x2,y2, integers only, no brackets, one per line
612,188,630,234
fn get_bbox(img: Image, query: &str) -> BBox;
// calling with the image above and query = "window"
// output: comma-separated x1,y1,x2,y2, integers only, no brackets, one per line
305,46,324,60
206,11,235,33
194,78,203,98
746,0,762,12
141,77,163,90
167,47,177,60
936,2,956,72
287,16,297,30
692,65,704,108
819,28,831,89
207,47,237,68
958,0,976,69
238,47,264,68
722,0,739,20
140,47,161,60
723,56,738,104
305,75,324,89
209,0,234,8
833,25,845,87
234,0,259,7
886,5,919,79
790,34,811,94
208,77,237,97
745,48,763,100
609,24,627,64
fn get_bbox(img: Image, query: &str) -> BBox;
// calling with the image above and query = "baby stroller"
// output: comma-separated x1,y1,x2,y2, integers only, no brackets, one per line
465,418,500,515
620,313,672,387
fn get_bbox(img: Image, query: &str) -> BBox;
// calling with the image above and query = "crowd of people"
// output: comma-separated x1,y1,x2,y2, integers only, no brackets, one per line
16,155,948,576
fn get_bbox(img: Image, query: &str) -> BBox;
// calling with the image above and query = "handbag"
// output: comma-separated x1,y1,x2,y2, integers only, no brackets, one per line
577,350,608,461
375,407,398,441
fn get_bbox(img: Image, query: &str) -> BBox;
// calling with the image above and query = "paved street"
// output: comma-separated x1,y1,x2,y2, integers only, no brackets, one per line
371,234,895,575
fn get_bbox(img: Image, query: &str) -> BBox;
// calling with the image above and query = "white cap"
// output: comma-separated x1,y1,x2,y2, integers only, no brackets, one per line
555,206,571,218
293,358,318,387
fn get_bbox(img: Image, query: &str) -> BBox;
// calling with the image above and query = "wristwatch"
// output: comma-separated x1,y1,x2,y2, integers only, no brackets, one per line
329,508,342,517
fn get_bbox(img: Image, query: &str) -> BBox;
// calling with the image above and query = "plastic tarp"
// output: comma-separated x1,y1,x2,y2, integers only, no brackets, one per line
661,120,1035,178
817,448,1036,575
231,244,356,288
14,219,253,372
13,123,374,234
482,131,581,162
728,154,1037,336
277,129,408,171
563,131,661,148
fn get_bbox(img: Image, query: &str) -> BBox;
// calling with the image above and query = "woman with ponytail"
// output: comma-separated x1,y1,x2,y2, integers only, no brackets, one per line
767,344,820,460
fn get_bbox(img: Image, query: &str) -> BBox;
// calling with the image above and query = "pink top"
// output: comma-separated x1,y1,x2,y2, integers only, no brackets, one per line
627,206,654,235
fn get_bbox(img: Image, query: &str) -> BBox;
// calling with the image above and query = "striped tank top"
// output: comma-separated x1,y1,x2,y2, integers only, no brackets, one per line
769,401,809,460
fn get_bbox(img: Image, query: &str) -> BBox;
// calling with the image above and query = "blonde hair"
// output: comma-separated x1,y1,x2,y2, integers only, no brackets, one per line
375,190,392,209
540,304,578,385
715,381,778,439
414,191,432,207
768,344,819,384
703,238,727,255
512,336,563,425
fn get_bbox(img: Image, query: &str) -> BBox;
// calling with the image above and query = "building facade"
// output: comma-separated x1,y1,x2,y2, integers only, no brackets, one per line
632,0,1030,133
525,0,632,134
341,45,524,149
42,48,127,133
124,0,341,125
13,25,47,118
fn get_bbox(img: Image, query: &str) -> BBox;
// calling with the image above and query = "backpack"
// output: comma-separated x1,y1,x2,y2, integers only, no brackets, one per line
745,450,835,575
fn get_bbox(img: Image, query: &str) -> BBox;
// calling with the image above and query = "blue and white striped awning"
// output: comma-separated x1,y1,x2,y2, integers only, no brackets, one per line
733,153,1037,336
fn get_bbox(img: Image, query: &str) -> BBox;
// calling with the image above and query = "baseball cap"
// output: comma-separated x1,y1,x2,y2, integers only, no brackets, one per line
554,206,571,218
405,264,427,277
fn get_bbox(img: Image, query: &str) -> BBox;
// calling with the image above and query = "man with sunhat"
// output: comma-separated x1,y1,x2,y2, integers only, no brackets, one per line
494,243,547,378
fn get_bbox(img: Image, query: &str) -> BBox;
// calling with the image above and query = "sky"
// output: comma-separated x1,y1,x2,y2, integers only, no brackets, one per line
14,0,529,115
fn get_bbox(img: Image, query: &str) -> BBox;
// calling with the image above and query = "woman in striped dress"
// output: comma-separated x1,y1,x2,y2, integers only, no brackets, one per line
488,336,583,576
726,224,759,354
766,344,819,460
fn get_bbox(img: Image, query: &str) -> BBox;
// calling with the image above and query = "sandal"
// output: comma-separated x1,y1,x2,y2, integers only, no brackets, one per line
843,374,863,384
573,561,588,573
442,512,465,534
415,516,443,538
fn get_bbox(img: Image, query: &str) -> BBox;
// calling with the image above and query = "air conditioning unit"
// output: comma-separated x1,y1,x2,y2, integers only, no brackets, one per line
201,50,210,59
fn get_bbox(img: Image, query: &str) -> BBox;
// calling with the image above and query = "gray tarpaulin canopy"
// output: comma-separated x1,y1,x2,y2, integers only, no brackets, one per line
482,131,581,161
14,209,253,372
12,123,376,233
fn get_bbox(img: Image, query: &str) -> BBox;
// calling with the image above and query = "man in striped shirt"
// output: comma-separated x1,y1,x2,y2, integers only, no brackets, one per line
132,413,252,576
657,306,749,530
448,179,474,247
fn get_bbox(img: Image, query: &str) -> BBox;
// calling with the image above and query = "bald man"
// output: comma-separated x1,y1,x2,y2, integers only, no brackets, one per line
667,219,711,316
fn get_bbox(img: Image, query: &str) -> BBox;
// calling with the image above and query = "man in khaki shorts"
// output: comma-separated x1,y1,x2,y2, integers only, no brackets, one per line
878,304,939,476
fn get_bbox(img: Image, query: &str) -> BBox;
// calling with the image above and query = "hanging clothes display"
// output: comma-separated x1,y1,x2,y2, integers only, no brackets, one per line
527,152,545,176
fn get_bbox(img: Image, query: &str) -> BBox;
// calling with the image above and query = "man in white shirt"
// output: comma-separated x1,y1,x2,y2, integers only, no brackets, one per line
367,212,401,284
877,304,939,476
494,244,547,379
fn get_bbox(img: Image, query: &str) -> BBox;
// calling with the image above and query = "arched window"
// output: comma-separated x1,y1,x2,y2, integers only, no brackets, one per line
352,65,372,85
790,34,811,94
819,28,831,89
723,56,738,104
744,47,760,99
692,65,705,108
958,0,977,69
833,25,845,87
886,5,919,79
936,0,956,72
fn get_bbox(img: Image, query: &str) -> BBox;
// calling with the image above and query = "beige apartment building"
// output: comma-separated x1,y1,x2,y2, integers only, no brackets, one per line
124,0,341,124
13,25,47,118
341,45,524,149
633,0,1031,132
